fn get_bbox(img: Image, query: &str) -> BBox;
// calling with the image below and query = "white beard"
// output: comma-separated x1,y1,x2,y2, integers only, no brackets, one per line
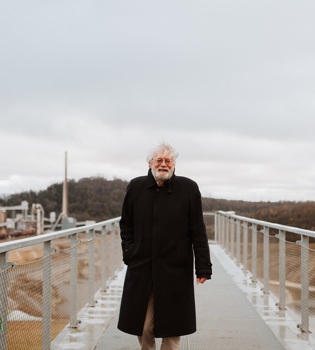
151,168,173,183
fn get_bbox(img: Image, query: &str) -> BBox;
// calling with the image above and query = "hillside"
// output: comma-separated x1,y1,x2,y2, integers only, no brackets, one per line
1,177,315,231
0,177,127,222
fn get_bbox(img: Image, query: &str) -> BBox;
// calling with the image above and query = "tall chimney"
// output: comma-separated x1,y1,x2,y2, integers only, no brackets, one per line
62,151,68,217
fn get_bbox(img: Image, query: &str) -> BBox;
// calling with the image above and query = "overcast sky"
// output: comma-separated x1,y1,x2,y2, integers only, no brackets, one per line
1,0,315,202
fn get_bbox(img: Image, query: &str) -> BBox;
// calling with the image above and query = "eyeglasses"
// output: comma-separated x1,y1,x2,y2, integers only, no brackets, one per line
153,158,173,165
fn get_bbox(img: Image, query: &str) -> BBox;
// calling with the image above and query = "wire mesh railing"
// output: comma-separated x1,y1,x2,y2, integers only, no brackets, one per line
215,211,315,334
0,217,122,350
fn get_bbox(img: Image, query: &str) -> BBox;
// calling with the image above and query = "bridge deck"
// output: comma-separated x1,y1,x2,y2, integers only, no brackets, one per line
57,244,315,350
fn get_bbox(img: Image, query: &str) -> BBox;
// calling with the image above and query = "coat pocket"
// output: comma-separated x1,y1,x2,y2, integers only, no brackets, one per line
122,241,135,265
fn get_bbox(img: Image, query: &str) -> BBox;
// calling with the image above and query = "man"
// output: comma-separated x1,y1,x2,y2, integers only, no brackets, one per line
118,142,212,350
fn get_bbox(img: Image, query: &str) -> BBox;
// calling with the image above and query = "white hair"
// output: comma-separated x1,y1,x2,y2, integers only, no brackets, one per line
146,142,179,163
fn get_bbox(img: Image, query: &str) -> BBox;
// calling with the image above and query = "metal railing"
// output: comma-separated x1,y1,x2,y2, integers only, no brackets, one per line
215,210,315,334
0,217,122,350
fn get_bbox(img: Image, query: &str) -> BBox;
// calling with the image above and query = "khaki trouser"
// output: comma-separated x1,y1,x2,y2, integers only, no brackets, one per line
138,293,181,350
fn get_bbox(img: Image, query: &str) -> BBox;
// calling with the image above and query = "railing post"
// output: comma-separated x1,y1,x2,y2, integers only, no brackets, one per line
220,213,224,246
236,220,241,266
225,216,229,252
230,218,235,259
214,212,218,242
278,230,286,310
298,235,310,333
101,225,109,292
222,213,225,246
42,241,52,350
70,233,80,328
107,228,114,282
110,223,118,278
88,229,96,307
251,224,257,283
263,226,270,294
115,223,122,270
220,215,224,248
0,252,8,350
243,222,248,275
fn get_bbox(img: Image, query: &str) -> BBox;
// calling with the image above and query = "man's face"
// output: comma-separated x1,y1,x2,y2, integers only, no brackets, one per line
149,150,175,184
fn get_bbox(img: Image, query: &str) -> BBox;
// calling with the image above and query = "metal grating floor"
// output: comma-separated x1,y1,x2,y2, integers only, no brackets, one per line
95,244,288,350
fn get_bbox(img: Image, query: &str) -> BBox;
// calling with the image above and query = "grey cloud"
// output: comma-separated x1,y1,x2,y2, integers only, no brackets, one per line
1,0,315,200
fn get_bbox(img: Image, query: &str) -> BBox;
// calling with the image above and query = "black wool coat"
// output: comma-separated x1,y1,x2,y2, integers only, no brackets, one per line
117,170,212,338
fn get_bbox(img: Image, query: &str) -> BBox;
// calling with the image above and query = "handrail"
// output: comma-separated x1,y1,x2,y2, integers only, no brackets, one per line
0,217,121,254
0,217,122,350
216,210,315,334
217,210,315,238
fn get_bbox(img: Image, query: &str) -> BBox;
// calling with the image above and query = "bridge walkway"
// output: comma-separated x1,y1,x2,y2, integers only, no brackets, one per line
92,244,314,350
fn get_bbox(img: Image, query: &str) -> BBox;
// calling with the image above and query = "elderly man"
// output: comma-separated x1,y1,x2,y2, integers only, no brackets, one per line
118,142,212,350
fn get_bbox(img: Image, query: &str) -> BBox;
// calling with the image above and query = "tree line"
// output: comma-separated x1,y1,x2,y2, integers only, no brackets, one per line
1,177,315,231
0,177,127,222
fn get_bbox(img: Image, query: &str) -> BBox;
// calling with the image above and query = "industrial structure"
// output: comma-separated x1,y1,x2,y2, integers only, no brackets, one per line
0,152,76,239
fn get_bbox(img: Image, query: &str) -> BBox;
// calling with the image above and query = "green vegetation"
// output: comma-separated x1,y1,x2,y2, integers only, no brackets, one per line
1,177,315,231
202,198,315,231
0,177,127,222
